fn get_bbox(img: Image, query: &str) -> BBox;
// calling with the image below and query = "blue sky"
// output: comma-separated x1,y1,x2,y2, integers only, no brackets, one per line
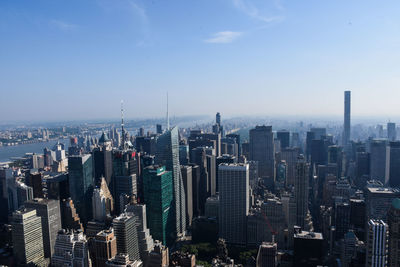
1,0,400,122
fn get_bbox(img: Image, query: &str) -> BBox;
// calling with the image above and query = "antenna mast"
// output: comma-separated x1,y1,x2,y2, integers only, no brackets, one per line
121,100,126,150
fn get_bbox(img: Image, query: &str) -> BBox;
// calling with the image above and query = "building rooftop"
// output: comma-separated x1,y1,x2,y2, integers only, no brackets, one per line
366,187,400,194
294,230,323,240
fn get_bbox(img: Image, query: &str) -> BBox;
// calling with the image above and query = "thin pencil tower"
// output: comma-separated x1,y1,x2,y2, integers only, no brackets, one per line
166,92,170,131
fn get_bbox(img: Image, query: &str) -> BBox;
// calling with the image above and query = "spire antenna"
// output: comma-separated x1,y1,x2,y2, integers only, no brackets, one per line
121,100,126,149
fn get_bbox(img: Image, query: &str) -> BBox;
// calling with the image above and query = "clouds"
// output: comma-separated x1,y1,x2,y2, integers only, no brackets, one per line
232,0,284,23
204,0,284,44
49,20,78,31
204,31,243,43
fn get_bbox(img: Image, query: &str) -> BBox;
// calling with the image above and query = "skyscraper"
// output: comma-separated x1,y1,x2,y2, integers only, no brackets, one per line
249,126,275,187
143,165,174,245
294,155,310,229
388,122,397,141
24,198,62,259
125,202,155,265
92,228,117,267
370,140,390,185
388,198,400,267
181,165,193,226
366,219,388,267
343,90,351,146
389,141,400,188
52,229,92,267
218,163,249,246
256,242,277,267
155,126,186,237
277,130,290,150
11,208,46,266
113,213,140,262
68,154,94,224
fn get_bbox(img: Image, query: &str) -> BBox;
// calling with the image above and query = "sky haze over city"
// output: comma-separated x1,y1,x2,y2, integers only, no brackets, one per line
1,0,400,121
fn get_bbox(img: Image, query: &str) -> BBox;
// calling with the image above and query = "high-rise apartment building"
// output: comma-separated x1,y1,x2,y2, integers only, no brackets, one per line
113,213,140,262
155,126,186,237
24,198,62,259
343,90,351,146
249,126,275,187
11,208,46,266
218,163,249,246
366,219,388,267
68,154,94,224
143,165,174,245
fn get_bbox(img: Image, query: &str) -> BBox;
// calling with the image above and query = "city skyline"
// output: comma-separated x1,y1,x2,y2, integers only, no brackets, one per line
2,0,400,121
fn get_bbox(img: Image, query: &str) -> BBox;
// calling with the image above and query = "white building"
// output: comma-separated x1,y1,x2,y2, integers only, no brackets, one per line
218,163,249,246
366,219,388,267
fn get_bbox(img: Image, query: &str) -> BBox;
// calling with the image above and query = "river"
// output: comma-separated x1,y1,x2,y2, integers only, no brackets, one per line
0,138,70,163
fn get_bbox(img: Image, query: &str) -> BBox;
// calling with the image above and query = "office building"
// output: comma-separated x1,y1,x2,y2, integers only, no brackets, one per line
11,208,46,266
106,254,142,267
294,155,310,229
370,140,390,185
94,132,113,186
24,198,62,259
293,228,323,267
155,126,186,236
181,165,193,226
113,213,140,262
366,220,388,267
92,177,114,222
143,165,174,245
125,202,155,265
256,242,277,267
52,229,92,267
147,240,169,267
218,163,249,245
61,198,84,231
389,141,400,187
388,198,400,267
277,130,290,150
365,187,400,222
388,122,397,141
249,126,275,187
68,154,94,224
92,228,117,267
279,147,300,186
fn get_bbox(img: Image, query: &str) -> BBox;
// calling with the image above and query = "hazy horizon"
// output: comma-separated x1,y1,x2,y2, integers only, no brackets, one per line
1,0,400,121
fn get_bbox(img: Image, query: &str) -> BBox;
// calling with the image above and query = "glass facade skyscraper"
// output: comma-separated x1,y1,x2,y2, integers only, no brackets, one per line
68,154,94,224
155,126,186,237
143,165,174,246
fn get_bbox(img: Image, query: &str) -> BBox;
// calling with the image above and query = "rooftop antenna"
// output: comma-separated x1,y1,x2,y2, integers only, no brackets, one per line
166,92,170,130
121,100,126,149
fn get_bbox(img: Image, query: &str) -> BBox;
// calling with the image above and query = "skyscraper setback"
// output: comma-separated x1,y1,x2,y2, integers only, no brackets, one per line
343,90,351,146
